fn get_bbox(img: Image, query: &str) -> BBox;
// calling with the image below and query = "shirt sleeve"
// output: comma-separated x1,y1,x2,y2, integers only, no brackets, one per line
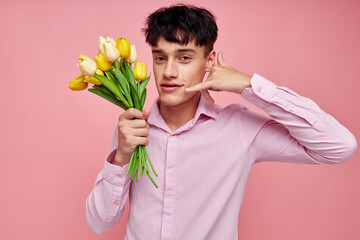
240,73,357,165
86,126,132,234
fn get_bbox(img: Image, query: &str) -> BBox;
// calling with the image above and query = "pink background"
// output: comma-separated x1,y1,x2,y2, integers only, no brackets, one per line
1,0,359,239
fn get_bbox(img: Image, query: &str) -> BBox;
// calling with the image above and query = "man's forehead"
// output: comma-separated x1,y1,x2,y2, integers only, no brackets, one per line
151,48,196,54
151,37,203,53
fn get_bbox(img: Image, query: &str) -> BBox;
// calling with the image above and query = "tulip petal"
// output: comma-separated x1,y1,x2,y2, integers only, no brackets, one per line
98,36,106,52
69,76,88,91
84,76,102,85
94,51,112,72
125,45,138,63
104,42,120,62
134,61,147,81
116,37,131,58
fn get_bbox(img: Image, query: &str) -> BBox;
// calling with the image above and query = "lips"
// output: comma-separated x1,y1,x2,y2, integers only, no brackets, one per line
160,82,183,92
160,82,183,87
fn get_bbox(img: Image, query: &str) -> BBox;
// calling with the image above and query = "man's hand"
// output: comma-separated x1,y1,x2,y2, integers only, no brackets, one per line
186,52,252,104
112,108,151,167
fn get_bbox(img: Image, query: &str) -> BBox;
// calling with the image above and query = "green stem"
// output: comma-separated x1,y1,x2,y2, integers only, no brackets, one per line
147,172,158,188
127,152,135,175
145,149,158,177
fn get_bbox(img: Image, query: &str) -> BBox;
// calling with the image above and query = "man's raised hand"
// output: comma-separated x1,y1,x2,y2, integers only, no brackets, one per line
186,52,252,104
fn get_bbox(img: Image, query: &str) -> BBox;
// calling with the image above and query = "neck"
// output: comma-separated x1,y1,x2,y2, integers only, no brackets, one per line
159,92,201,132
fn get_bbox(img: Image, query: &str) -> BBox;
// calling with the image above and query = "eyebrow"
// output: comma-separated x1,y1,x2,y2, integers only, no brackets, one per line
151,48,196,54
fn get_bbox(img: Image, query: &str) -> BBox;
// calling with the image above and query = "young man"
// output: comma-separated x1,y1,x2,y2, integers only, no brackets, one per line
86,4,357,240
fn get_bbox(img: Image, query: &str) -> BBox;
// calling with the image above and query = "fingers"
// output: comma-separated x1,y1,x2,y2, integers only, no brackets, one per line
130,136,149,147
201,89,215,104
118,108,150,138
128,119,148,128
186,81,211,92
217,51,230,67
121,108,144,120
142,108,151,120
117,115,149,151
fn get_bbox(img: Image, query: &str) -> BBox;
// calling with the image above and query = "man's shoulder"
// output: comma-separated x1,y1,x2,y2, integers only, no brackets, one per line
214,102,268,124
214,103,250,116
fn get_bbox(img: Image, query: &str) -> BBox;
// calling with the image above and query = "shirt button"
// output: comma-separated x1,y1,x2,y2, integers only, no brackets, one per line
117,173,123,178
113,200,120,205
289,105,295,111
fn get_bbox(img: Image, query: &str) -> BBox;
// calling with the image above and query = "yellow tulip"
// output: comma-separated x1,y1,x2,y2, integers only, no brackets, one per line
68,73,88,91
116,37,131,58
133,62,147,81
77,55,97,76
84,69,104,85
125,45,138,64
94,51,112,72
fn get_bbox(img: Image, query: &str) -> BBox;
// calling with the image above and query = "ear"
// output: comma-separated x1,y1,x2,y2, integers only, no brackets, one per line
205,50,216,72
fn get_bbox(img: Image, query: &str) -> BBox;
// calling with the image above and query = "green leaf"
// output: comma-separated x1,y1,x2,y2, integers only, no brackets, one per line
111,67,130,95
88,88,128,110
94,73,130,108
110,67,133,108
124,62,137,90
129,82,141,110
113,60,120,69
92,85,114,97
140,88,147,111
120,58,127,77
105,71,116,83
139,74,151,98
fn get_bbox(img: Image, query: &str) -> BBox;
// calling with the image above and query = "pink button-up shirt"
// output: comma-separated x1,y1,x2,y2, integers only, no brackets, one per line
86,73,357,240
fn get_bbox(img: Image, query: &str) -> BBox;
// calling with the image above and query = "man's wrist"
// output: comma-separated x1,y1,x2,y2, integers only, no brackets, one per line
111,151,128,167
237,74,252,94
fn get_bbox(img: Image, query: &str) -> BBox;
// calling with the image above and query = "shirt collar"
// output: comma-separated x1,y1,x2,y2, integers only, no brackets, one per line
147,93,218,133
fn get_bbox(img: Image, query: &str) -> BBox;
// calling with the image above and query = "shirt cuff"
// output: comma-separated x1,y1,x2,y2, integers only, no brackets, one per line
241,73,277,108
241,73,319,127
102,149,131,186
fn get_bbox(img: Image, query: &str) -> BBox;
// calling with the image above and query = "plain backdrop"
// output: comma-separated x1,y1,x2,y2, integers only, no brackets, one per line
0,0,359,239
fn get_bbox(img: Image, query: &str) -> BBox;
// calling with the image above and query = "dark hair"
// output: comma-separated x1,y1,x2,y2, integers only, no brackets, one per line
143,4,218,57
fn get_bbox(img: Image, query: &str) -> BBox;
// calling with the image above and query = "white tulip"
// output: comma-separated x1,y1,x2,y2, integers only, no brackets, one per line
103,39,120,62
106,37,116,46
125,45,138,63
77,55,97,76
98,36,106,52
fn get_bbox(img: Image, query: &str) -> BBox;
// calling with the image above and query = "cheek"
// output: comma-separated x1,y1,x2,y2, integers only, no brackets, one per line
184,65,206,84
153,66,163,81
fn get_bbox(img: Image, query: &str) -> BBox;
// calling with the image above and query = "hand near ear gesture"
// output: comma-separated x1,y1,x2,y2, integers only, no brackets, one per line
186,52,252,104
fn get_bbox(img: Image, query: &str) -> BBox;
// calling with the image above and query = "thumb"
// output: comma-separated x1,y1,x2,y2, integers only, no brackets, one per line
217,51,230,67
142,108,151,120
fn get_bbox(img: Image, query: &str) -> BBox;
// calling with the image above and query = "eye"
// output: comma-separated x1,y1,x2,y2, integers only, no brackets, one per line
154,56,166,63
179,56,191,62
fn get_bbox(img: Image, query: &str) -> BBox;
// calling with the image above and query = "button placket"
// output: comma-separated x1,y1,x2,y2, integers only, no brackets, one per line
160,135,177,240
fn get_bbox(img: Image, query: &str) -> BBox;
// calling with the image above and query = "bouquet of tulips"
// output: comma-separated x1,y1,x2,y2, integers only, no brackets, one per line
69,36,158,188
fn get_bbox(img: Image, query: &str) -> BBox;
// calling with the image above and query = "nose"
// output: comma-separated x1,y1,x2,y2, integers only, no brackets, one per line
163,59,178,79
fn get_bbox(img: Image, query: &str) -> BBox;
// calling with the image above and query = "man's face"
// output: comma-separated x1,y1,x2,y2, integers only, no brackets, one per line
151,37,213,108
